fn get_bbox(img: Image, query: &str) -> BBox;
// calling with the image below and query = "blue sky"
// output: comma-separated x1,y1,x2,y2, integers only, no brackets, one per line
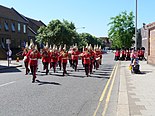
0,0,155,37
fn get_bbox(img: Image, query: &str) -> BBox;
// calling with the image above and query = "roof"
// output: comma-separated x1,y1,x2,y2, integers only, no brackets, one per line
26,17,46,27
0,5,27,23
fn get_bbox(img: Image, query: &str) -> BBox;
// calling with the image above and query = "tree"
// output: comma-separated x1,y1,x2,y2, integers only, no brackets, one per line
36,19,77,48
108,11,135,49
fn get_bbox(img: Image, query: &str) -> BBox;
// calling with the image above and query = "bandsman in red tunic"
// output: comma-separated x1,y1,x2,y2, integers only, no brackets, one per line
99,45,103,65
115,49,120,61
58,45,62,70
121,48,126,61
60,45,68,76
68,46,73,67
126,48,131,61
71,45,80,71
88,44,95,74
82,48,91,77
41,43,50,75
50,45,58,73
26,44,41,83
22,42,30,75
94,45,100,70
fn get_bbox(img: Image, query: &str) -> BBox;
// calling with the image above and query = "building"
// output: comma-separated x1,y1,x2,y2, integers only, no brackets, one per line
139,22,155,65
0,5,45,59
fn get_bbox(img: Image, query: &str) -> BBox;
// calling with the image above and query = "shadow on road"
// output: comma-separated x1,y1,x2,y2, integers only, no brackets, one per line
36,80,61,86
0,66,21,73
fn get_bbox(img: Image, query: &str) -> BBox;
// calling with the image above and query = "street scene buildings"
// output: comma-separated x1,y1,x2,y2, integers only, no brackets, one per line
0,5,45,59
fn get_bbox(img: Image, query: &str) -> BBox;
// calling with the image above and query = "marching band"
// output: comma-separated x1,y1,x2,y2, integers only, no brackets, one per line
22,40,103,83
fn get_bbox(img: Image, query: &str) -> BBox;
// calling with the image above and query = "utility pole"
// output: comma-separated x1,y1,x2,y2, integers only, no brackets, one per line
135,0,138,50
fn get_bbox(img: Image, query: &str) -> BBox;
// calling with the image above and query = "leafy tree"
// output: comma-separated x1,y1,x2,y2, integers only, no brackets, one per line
36,19,77,48
108,11,135,49
36,19,103,49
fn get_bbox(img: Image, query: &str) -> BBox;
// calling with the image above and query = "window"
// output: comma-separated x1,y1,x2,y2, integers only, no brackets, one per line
23,24,26,33
18,23,20,32
11,23,15,32
4,21,9,31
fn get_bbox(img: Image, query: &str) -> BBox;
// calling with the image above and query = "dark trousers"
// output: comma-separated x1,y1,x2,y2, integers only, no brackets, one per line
62,63,67,75
69,59,72,67
30,65,37,82
43,62,49,74
85,64,89,76
72,60,78,71
58,61,62,70
50,62,56,72
90,62,93,74
24,62,30,74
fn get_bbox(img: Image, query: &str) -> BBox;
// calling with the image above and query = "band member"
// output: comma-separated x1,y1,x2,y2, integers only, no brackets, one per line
41,43,50,75
115,49,120,61
99,45,102,65
71,45,80,71
68,46,73,67
89,45,95,74
58,45,62,70
94,45,100,70
82,48,91,77
50,45,58,73
26,43,41,83
126,49,131,61
22,42,30,75
60,45,68,76
121,48,126,61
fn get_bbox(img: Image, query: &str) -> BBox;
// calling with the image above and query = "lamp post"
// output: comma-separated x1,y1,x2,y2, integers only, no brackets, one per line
75,27,85,31
135,0,138,50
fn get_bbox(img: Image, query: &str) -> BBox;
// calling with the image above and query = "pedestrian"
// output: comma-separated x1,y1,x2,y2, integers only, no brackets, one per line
7,49,12,64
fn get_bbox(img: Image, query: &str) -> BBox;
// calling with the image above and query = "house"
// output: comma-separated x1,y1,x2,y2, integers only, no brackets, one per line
0,5,45,59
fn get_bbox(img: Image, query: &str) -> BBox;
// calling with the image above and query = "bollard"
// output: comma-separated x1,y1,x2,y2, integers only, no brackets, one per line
16,57,19,62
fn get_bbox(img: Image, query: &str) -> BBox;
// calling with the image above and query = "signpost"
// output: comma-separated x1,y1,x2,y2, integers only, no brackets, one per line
6,39,11,67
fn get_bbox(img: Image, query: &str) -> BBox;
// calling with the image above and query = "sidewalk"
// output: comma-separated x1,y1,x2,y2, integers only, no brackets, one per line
0,60,23,70
118,61,155,116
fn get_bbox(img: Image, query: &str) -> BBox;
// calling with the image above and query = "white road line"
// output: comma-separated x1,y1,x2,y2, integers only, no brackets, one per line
0,81,16,87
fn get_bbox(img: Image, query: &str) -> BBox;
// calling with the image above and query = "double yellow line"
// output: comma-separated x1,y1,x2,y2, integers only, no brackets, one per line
93,62,119,116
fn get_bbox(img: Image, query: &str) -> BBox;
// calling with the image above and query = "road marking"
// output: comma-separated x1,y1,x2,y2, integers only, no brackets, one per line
93,63,117,116
102,63,118,116
0,81,16,87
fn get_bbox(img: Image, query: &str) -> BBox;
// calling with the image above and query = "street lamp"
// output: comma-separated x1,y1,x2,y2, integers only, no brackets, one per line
135,0,138,50
75,27,85,31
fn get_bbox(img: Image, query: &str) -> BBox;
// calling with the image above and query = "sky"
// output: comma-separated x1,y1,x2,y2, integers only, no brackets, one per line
0,0,155,37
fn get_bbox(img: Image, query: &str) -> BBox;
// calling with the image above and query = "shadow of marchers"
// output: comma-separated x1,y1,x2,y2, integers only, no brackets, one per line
36,80,61,85
138,70,153,75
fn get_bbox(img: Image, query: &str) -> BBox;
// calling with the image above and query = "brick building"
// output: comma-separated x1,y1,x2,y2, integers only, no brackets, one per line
0,5,45,59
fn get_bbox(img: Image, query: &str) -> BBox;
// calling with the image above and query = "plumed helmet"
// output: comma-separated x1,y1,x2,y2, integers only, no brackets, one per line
29,39,34,49
25,42,29,48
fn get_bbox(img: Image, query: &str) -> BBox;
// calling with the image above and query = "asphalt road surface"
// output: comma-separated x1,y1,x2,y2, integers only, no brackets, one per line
0,53,116,116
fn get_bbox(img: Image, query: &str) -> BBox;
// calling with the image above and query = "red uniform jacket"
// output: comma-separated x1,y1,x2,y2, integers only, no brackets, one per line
42,50,51,63
60,51,68,63
22,51,29,62
89,50,95,63
72,51,80,61
50,51,58,63
26,49,41,66
115,50,120,57
83,52,91,65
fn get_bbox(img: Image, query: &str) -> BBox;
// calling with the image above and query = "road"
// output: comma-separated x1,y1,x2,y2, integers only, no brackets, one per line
0,53,116,116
